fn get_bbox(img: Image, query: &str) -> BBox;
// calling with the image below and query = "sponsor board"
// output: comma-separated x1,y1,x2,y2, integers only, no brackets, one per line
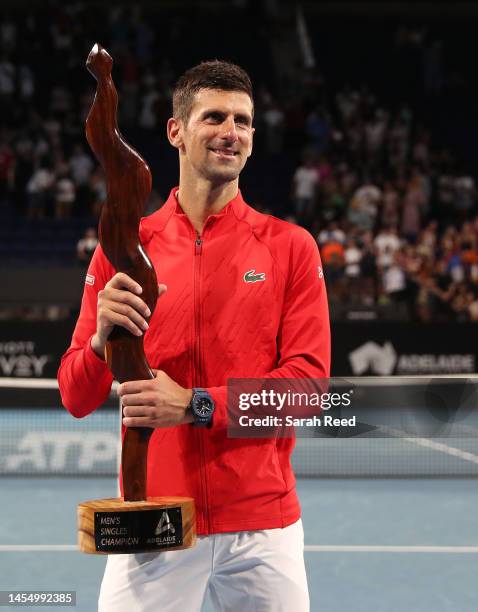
332,322,478,376
0,341,51,377
349,341,475,375
0,410,119,475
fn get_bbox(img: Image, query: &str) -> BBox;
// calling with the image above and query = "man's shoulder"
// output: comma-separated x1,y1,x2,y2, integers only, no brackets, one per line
239,203,316,252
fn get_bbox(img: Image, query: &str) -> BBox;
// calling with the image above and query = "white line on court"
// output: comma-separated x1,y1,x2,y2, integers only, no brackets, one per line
0,545,77,551
304,545,478,553
2,544,478,553
0,377,118,392
383,425,478,465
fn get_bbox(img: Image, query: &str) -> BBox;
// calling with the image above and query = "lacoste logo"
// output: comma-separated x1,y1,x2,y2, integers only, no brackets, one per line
244,269,266,283
154,511,176,536
85,274,95,286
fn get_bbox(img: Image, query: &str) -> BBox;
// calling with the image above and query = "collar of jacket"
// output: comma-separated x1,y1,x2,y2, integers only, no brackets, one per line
140,186,248,244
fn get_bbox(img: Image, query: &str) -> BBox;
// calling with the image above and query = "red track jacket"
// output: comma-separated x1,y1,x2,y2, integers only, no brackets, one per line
58,189,330,535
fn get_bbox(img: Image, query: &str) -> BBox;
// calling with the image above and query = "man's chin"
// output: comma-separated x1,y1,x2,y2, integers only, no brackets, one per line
203,167,241,184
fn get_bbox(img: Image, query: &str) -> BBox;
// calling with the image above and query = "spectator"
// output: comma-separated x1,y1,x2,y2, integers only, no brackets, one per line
454,172,476,219
382,251,408,307
348,178,382,231
320,238,345,300
76,227,98,265
0,53,15,107
401,175,427,242
291,157,319,224
55,169,76,218
359,231,377,305
374,226,401,270
317,221,346,246
0,137,14,201
344,238,362,301
263,100,285,154
365,109,388,165
26,159,54,219
70,144,94,187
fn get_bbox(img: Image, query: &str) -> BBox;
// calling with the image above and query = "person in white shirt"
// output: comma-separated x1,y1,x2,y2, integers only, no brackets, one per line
348,179,382,231
374,226,401,270
55,172,76,219
344,239,362,302
292,158,319,223
26,160,54,219
76,227,98,265
69,143,94,187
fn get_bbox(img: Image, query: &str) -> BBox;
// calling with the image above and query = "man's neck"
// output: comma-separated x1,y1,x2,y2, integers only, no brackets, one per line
177,176,239,235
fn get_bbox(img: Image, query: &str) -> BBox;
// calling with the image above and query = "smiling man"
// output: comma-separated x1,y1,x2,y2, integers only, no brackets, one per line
59,60,330,612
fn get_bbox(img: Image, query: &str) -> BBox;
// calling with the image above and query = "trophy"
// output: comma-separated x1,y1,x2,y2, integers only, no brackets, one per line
77,44,196,554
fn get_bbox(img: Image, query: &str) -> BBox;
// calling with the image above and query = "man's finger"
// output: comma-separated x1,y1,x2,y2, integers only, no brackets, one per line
108,272,143,295
123,416,155,428
106,299,149,331
107,288,151,317
122,403,155,417
118,379,155,396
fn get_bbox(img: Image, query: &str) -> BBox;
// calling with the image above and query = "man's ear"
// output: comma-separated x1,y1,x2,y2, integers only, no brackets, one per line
247,126,255,158
167,117,183,149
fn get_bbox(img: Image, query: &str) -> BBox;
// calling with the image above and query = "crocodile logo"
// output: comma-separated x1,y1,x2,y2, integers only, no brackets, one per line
244,269,266,283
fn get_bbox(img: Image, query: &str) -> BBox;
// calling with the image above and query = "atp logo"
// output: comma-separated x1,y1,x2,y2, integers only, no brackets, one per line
155,511,176,536
349,341,397,375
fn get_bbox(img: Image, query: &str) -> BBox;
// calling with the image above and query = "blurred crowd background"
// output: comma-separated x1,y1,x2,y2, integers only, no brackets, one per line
1,0,477,323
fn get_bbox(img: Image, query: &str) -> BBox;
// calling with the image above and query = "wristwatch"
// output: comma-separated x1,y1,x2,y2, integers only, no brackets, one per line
189,388,215,427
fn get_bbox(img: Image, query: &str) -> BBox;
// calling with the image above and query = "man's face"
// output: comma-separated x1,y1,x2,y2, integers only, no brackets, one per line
171,88,254,184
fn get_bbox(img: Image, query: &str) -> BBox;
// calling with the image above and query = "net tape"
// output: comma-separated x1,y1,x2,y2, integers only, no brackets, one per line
2,376,478,477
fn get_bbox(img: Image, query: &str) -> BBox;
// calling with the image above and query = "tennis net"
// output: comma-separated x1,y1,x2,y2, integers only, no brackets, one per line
1,376,478,477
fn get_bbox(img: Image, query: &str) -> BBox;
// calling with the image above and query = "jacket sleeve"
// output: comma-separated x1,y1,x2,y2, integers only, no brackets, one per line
57,245,115,418
207,228,331,429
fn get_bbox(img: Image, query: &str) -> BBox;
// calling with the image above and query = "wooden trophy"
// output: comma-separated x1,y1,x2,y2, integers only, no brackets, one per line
77,44,196,554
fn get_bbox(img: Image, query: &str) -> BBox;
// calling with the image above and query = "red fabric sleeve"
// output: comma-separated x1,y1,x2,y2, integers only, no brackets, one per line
208,228,331,429
57,245,115,417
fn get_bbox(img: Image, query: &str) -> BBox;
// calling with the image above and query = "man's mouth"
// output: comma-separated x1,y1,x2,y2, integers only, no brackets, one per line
208,148,238,158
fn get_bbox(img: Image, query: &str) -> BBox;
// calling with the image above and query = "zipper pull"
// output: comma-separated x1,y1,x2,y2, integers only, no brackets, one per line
195,237,202,255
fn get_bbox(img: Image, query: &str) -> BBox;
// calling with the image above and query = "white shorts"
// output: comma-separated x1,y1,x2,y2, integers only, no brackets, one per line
98,519,309,612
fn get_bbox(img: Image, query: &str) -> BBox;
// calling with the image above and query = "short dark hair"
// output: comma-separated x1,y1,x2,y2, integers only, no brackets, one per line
172,60,253,124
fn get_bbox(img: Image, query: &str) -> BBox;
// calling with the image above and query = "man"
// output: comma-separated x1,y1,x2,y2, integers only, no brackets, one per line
58,60,330,611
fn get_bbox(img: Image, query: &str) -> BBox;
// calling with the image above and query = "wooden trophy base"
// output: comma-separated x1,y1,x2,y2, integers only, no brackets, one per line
78,497,196,554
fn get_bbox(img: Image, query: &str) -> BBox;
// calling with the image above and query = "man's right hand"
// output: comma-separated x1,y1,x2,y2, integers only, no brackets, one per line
91,272,167,359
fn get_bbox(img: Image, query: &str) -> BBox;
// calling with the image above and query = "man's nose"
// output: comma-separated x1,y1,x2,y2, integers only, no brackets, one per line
221,117,239,142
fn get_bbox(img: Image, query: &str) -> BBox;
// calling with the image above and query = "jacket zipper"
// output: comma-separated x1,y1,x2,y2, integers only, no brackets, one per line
193,231,210,533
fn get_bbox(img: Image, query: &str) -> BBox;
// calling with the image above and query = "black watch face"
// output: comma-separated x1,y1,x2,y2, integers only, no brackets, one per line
196,397,212,416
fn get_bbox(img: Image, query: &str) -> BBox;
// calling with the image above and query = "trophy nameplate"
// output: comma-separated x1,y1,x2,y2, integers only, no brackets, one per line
76,43,196,554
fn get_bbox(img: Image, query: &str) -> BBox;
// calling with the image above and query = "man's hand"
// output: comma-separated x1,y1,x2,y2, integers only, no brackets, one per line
118,370,194,428
91,272,167,358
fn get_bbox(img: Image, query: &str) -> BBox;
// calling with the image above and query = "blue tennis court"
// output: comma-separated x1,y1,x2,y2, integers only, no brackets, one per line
2,377,478,611
1,476,478,611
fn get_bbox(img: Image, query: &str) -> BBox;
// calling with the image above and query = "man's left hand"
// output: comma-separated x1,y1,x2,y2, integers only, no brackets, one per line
118,370,194,428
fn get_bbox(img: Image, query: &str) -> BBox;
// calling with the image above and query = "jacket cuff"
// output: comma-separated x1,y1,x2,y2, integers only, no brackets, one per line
86,335,110,374
206,385,228,431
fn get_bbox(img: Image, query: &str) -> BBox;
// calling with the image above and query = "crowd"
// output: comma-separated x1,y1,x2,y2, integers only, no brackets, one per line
0,6,476,322
286,72,478,322
0,5,175,222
